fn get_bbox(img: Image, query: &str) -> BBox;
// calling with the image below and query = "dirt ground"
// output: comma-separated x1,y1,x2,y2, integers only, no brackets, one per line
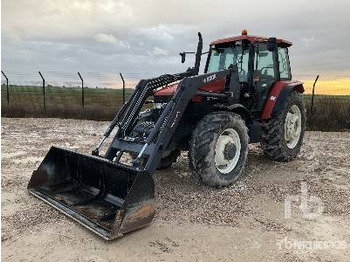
1,118,350,262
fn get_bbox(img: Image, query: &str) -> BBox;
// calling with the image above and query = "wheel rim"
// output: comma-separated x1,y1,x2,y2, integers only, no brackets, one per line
284,105,302,149
214,128,241,174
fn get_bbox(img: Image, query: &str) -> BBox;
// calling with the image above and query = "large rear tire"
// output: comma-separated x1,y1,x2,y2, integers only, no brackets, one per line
261,91,306,161
189,111,249,187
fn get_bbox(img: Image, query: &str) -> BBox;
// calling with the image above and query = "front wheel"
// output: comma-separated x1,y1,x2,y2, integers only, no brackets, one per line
189,112,249,187
261,91,306,161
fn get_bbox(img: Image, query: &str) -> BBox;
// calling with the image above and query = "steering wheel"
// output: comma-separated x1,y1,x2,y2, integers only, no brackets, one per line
260,65,274,76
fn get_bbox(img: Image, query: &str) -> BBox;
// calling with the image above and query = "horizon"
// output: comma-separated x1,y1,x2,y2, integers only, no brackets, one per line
2,0,350,95
2,1,350,78
2,72,350,96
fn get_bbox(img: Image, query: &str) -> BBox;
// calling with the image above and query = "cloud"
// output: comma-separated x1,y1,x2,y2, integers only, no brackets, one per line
151,47,168,56
301,37,316,47
135,25,175,42
1,0,350,83
95,33,117,43
98,0,132,16
94,33,130,49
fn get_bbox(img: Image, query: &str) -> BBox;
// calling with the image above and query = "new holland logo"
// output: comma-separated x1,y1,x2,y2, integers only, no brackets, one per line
203,74,217,84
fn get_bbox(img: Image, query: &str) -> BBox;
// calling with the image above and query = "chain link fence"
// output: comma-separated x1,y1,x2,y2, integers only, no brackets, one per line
1,71,350,130
297,74,350,130
0,71,141,120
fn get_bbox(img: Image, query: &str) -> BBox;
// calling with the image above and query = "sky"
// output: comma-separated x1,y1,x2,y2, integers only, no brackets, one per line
1,0,350,88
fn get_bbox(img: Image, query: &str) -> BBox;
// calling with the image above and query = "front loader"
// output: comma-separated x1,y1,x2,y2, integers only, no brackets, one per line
28,30,306,240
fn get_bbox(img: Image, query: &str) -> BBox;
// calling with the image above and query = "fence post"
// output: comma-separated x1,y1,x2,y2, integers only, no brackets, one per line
78,72,84,110
38,71,46,112
1,71,9,105
310,75,320,113
119,73,125,104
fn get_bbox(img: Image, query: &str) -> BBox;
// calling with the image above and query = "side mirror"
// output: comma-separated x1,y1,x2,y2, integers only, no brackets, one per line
180,52,186,63
267,37,277,52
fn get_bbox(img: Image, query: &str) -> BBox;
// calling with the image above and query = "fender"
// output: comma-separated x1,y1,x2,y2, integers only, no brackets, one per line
261,80,304,120
213,103,261,142
213,103,253,124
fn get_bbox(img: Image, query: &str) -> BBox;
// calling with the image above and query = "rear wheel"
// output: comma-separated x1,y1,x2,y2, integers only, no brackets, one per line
261,91,306,161
189,111,249,187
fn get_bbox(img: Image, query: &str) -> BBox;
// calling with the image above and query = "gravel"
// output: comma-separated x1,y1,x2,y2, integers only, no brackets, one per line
2,118,350,261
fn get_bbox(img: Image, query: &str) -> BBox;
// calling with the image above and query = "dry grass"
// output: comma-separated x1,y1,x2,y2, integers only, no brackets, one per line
1,85,132,121
1,86,349,130
304,96,350,131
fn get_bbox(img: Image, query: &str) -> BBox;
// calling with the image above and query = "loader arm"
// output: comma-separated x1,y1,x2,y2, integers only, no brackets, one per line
105,68,239,174
92,71,193,156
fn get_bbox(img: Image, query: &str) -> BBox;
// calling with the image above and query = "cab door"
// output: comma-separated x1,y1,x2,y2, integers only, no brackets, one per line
253,43,278,111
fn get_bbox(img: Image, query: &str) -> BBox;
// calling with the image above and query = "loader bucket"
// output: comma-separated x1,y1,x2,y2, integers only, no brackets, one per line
28,146,155,240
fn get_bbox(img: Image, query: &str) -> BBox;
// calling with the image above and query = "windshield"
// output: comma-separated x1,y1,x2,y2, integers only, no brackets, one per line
207,45,249,82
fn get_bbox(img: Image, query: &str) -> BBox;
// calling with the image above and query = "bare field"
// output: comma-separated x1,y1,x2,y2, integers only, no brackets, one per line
1,118,350,261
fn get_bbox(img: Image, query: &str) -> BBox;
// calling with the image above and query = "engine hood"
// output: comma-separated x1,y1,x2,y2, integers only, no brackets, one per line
153,82,179,97
153,77,226,97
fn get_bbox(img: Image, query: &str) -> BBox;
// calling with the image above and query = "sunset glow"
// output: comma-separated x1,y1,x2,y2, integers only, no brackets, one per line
302,78,350,96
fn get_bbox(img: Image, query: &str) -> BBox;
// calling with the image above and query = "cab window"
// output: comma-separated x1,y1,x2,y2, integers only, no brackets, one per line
254,43,276,81
278,47,291,80
207,44,249,82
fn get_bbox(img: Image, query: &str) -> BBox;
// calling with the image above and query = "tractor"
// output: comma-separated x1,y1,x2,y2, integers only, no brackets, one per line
28,30,306,240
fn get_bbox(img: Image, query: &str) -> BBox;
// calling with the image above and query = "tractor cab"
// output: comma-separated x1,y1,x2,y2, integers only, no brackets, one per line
154,30,294,116
206,30,293,112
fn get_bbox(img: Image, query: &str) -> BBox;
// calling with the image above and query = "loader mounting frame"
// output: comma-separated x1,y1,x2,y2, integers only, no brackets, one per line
103,68,240,174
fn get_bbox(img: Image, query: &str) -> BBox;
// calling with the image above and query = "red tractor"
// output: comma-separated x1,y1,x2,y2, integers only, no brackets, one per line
151,30,305,185
29,30,306,239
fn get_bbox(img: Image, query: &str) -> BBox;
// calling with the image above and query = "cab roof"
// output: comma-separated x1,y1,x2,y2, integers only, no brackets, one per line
210,35,292,47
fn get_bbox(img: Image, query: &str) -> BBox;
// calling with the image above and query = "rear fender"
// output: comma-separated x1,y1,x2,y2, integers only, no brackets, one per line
261,81,304,120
